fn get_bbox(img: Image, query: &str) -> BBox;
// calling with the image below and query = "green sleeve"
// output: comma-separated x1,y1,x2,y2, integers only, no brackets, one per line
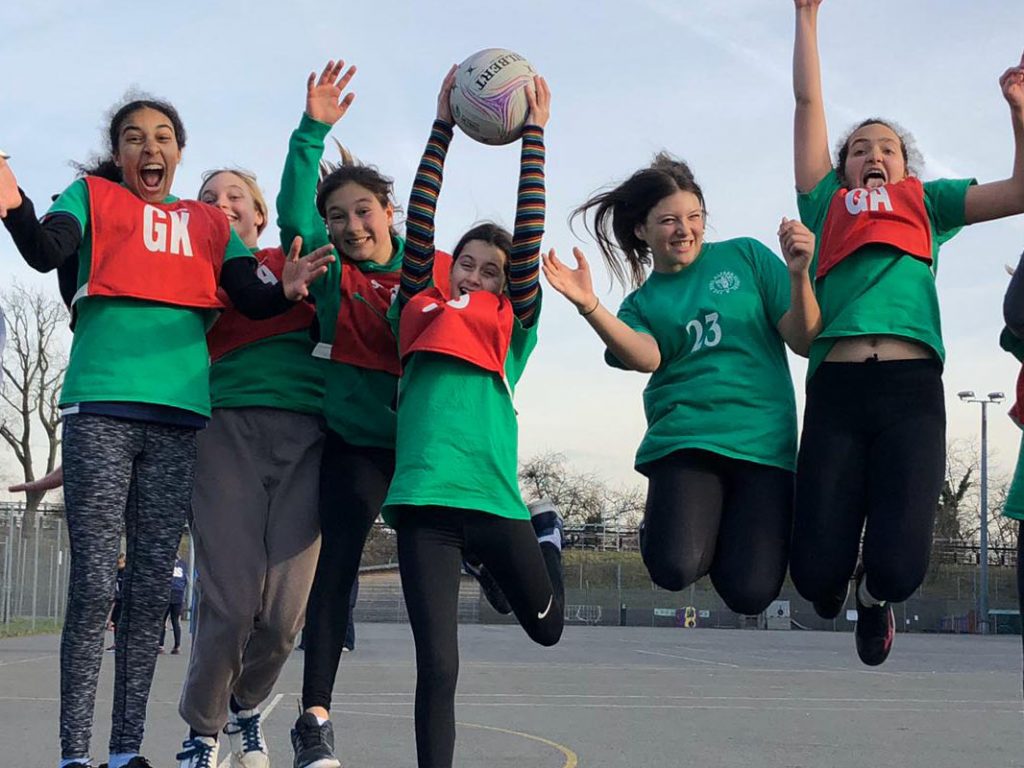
223,227,254,262
277,113,334,299
1001,326,1024,363
46,178,90,231
748,238,792,326
604,289,653,370
796,170,840,234
923,177,976,245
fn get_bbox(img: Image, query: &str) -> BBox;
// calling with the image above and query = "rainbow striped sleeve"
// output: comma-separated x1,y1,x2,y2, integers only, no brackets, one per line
401,120,454,305
509,125,545,325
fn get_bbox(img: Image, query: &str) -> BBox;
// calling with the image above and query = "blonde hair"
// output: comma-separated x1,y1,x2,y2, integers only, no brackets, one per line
198,168,269,235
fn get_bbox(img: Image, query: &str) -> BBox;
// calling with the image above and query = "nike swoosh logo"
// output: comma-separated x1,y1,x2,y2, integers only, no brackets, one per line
537,596,554,620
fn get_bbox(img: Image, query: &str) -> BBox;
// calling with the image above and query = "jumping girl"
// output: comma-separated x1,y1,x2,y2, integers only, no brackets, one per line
543,157,819,619
381,66,563,768
276,60,447,768
175,169,326,768
0,96,330,768
791,0,1024,665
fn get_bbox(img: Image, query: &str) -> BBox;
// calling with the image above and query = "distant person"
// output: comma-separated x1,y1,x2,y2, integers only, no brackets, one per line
108,553,127,651
159,556,187,654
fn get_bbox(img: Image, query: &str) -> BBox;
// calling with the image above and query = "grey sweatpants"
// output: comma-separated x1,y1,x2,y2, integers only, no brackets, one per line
180,407,324,735
60,413,196,759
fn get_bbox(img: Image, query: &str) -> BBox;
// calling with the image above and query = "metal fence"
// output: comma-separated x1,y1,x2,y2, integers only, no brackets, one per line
1,509,1019,636
0,503,71,631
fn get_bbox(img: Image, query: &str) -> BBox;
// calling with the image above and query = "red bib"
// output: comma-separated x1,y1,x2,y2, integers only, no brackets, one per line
399,287,514,376
81,176,228,308
206,247,316,363
315,251,453,375
816,177,933,279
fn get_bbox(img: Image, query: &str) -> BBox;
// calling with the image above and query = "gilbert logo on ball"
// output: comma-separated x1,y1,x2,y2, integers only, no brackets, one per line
450,48,537,145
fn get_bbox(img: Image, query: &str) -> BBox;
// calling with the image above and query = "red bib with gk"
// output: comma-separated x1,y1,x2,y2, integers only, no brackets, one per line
399,287,514,375
816,177,933,279
317,252,453,375
206,247,316,363
82,176,229,308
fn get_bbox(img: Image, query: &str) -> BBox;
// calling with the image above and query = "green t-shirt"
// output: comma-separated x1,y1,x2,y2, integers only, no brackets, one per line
797,171,974,378
210,333,325,414
1000,327,1024,520
381,303,540,525
606,238,797,473
49,178,253,416
277,113,403,447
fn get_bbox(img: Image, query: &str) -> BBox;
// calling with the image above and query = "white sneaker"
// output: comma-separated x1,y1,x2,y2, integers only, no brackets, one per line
177,735,219,768
224,708,270,768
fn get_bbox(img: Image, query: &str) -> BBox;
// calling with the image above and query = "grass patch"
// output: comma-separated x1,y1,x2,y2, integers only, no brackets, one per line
0,617,63,638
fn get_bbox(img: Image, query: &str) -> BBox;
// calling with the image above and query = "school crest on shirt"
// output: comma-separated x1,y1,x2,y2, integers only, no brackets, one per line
708,271,740,295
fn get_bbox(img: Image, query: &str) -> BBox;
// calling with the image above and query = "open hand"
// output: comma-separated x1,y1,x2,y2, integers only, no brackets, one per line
437,64,458,123
305,59,357,126
542,247,597,311
282,237,335,300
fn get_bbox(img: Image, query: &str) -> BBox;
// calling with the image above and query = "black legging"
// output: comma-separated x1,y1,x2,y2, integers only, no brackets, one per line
159,602,183,649
1017,521,1023,699
791,358,945,609
396,505,564,768
640,449,794,615
301,430,395,711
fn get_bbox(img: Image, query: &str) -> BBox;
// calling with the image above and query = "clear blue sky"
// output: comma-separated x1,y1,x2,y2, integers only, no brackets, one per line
2,0,1023,494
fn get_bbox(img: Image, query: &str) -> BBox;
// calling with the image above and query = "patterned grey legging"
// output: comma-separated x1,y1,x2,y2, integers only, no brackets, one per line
60,413,196,760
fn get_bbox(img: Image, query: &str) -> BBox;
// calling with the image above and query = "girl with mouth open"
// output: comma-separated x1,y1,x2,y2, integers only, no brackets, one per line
0,97,331,768
380,67,564,768
543,156,819,629
791,0,1024,666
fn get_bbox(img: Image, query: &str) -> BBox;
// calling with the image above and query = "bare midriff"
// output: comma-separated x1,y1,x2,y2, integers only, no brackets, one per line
824,334,934,363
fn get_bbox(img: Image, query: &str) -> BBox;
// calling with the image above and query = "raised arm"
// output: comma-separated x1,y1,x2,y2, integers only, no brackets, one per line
277,59,357,254
401,65,458,306
508,75,550,326
793,0,832,194
1,159,83,272
776,217,822,356
964,52,1024,224
542,247,661,373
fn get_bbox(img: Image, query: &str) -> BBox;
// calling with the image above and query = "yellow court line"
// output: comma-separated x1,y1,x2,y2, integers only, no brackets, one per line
331,708,578,768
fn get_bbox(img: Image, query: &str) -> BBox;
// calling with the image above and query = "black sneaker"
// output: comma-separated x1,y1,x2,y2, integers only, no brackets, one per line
291,712,341,768
463,555,512,615
98,758,157,768
812,580,850,619
854,571,895,666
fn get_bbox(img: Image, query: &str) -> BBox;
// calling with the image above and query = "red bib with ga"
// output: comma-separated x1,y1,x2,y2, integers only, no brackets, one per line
816,177,933,279
80,176,229,308
315,252,453,375
399,287,514,376
206,247,316,363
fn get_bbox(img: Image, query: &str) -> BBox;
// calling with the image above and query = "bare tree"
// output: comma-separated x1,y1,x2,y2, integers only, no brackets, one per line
518,451,644,527
0,284,68,526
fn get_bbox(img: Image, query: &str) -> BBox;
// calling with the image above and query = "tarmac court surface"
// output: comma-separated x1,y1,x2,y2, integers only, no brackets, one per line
1,623,1021,767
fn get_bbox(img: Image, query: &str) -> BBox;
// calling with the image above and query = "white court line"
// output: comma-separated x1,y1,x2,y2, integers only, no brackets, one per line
216,693,283,768
634,649,740,667
0,653,59,668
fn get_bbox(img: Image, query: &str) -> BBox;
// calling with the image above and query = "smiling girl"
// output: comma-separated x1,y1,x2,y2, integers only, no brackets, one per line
791,0,1024,666
174,168,326,768
381,66,563,768
544,155,818,624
